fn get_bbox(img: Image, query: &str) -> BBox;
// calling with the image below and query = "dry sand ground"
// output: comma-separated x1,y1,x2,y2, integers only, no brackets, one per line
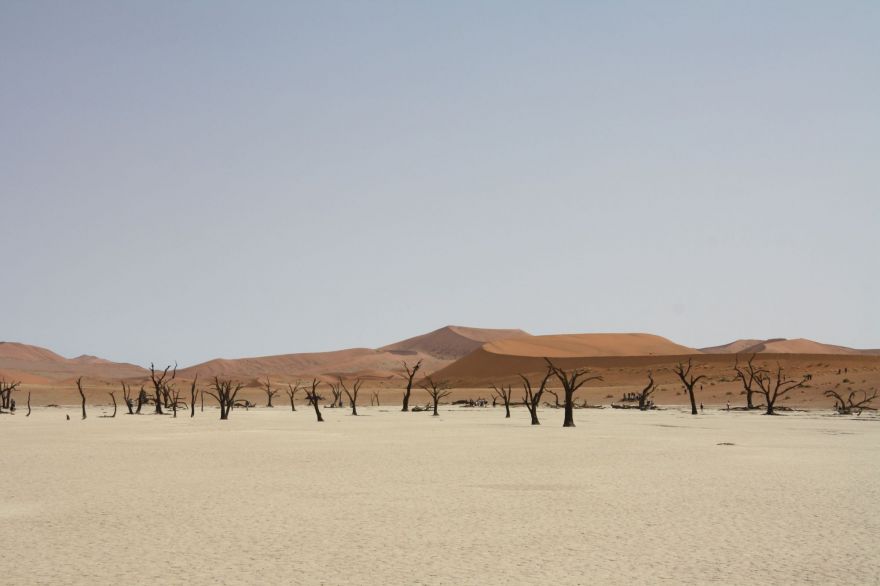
2,406,878,585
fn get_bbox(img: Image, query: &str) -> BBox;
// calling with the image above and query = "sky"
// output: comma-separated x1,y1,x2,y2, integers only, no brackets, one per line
1,1,878,367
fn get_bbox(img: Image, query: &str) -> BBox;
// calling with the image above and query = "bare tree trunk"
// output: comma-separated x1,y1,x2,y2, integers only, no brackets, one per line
305,379,324,422
674,359,705,415
190,375,198,418
399,360,422,412
76,377,87,420
26,392,31,417
546,359,603,428
108,392,117,417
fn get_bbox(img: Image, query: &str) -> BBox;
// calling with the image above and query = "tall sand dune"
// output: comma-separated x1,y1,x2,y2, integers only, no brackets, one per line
701,337,878,355
484,332,698,358
380,325,529,359
0,341,146,381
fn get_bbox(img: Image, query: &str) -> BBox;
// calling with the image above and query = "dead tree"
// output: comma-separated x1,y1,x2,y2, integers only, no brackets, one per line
637,371,656,410
304,379,324,422
754,364,807,415
135,386,148,414
825,389,878,414
107,392,117,418
286,382,302,412
26,392,31,417
519,368,553,425
340,378,363,416
399,359,422,412
673,359,706,415
149,362,177,415
169,388,187,418
546,358,603,427
121,382,134,415
260,376,278,408
734,354,765,410
0,379,21,412
420,377,452,416
544,388,561,408
76,377,87,420
190,375,199,418
200,390,204,412
490,383,514,418
204,377,245,420
327,381,343,408
370,391,380,406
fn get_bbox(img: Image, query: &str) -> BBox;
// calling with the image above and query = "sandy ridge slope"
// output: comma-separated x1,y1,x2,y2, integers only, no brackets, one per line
701,337,880,356
0,341,147,381
176,325,530,380
380,325,530,360
484,333,699,358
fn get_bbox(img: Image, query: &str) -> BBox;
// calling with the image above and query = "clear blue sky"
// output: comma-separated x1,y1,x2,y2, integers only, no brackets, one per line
2,1,878,366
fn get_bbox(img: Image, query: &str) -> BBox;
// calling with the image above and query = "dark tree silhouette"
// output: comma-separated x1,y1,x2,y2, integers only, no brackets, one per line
26,392,31,417
734,354,765,410
825,389,878,414
286,381,302,412
107,392,117,418
339,378,363,416
76,377,87,420
149,363,177,415
420,377,452,416
327,381,343,408
519,368,553,425
169,387,187,418
204,377,245,420
190,375,199,418
304,379,324,422
0,379,20,412
490,383,514,418
754,364,806,415
544,388,561,408
673,359,706,415
399,360,422,412
546,358,603,427
135,386,148,414
121,382,134,415
260,376,278,408
637,371,656,410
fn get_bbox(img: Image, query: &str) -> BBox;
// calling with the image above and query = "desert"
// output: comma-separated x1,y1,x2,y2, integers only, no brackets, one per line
4,2,878,584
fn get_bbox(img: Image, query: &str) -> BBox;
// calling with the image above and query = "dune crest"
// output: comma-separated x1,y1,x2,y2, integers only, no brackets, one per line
484,333,698,358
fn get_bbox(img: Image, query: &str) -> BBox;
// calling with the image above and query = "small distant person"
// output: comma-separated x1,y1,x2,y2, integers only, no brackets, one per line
726,401,730,411
700,402,704,413
66,414,70,421
10,399,15,412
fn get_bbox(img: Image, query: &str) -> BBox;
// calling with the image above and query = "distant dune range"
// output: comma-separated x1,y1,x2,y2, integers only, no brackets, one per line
2,330,879,408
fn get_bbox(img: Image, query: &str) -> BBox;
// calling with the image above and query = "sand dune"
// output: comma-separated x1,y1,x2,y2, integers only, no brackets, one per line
176,347,446,380
0,341,68,362
176,325,529,380
380,325,529,359
0,341,146,381
702,337,877,355
484,332,698,358
699,339,769,354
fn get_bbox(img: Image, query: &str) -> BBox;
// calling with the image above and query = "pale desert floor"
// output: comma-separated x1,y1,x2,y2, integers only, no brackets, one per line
1,406,878,585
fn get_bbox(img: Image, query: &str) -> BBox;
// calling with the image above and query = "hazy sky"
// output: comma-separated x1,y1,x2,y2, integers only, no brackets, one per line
2,1,878,367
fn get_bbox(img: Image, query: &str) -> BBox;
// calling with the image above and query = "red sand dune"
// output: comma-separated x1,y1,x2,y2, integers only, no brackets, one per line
380,325,530,359
484,333,697,358
177,326,529,380
701,337,880,356
0,341,147,381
